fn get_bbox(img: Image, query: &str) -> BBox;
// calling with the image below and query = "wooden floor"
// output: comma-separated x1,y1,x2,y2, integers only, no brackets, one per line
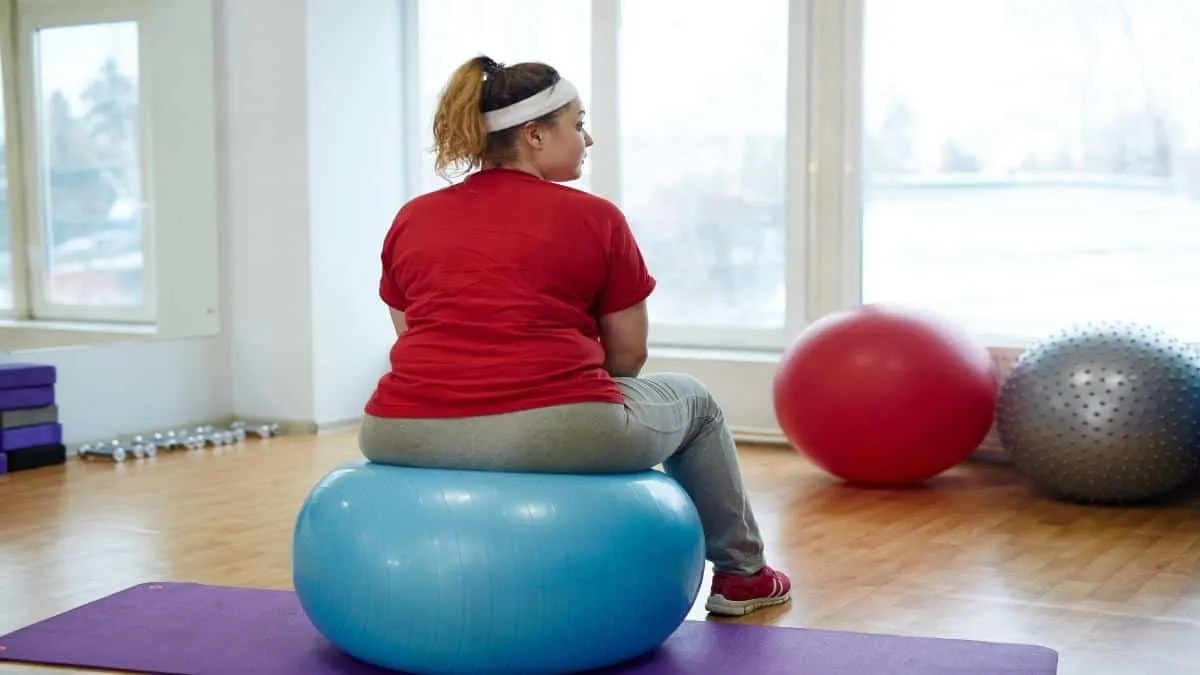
1,432,1199,675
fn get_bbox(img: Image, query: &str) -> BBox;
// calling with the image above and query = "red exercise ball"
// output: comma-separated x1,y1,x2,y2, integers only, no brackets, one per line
773,304,998,486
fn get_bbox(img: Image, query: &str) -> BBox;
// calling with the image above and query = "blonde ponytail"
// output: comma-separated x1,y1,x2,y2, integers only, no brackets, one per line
431,56,493,181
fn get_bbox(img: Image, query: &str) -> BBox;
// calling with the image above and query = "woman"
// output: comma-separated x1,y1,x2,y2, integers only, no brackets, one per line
361,54,791,617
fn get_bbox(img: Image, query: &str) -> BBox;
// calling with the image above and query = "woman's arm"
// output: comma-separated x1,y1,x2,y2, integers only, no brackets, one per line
389,308,408,337
598,302,649,378
593,202,654,378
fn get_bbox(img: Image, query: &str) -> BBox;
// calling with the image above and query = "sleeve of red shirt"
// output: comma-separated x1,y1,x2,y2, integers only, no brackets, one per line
597,204,657,315
378,228,409,311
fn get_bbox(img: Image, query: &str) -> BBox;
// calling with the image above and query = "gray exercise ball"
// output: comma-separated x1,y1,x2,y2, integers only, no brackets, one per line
996,322,1200,504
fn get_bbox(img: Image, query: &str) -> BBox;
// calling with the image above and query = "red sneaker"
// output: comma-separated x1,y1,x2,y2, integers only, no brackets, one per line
705,565,792,616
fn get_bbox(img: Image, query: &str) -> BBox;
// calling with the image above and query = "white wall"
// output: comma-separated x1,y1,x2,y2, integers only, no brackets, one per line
306,0,404,427
220,0,315,425
3,338,228,445
224,0,402,429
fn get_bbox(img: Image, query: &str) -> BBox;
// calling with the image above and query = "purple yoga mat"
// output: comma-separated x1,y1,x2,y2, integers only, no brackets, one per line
0,582,1058,675
0,422,61,451
0,385,54,411
0,362,56,390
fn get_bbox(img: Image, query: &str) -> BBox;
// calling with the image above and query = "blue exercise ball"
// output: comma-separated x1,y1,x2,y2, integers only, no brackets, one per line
292,461,706,674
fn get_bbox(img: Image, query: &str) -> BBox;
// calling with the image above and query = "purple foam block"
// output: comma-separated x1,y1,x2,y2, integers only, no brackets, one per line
0,582,1060,675
0,386,54,411
0,363,56,390
0,423,62,452
0,452,6,473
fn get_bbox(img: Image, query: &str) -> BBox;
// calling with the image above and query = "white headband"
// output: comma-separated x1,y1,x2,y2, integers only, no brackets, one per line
482,78,579,132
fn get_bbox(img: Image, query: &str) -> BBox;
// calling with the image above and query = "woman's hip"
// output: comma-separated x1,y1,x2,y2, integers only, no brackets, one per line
359,402,660,473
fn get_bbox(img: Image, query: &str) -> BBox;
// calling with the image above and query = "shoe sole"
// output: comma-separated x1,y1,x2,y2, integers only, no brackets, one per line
704,592,791,617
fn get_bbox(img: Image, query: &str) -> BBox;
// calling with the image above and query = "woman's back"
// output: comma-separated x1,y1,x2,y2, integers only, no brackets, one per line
366,167,655,419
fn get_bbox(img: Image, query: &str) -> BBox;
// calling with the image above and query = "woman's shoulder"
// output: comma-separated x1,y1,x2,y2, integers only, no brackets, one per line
390,177,628,235
537,182,626,223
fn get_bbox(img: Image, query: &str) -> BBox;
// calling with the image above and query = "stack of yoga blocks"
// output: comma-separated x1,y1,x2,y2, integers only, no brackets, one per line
0,363,65,474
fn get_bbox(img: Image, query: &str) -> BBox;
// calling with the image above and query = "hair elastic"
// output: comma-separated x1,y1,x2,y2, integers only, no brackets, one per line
483,79,580,132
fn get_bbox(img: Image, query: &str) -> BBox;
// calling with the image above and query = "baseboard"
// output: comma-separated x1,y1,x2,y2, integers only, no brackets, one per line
972,437,1013,463
732,425,1014,464
730,425,790,446
275,420,318,436
314,417,363,434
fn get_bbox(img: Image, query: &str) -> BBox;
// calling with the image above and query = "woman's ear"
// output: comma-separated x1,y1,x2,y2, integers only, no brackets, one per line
519,121,547,151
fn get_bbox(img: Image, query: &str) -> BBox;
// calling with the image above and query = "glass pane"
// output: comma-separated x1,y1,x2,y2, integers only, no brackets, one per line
416,1,591,195
861,0,1200,340
618,0,789,329
35,21,143,308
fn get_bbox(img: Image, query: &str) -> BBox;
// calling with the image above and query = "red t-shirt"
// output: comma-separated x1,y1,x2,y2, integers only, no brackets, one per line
364,168,657,419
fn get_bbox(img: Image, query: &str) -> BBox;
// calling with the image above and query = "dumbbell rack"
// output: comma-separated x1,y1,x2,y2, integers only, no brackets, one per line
76,421,282,463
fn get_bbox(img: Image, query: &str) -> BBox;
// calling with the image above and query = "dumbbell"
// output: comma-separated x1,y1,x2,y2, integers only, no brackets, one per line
150,430,189,451
231,421,280,438
128,435,159,459
77,440,128,463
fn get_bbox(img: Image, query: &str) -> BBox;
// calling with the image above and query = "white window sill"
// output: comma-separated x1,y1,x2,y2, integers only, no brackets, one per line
0,319,157,353
649,334,1035,365
649,345,784,364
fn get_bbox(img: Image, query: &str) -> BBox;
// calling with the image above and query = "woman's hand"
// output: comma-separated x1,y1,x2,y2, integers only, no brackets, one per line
389,309,408,338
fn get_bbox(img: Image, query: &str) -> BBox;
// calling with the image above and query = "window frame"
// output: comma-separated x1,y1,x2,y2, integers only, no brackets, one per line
811,0,862,325
0,0,220,351
0,0,25,321
16,0,156,324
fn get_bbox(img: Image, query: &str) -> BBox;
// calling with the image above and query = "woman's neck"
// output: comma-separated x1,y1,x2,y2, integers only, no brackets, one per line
484,159,543,180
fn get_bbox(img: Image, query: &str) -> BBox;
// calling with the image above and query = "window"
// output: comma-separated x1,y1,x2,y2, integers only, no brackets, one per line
400,0,1200,436
403,1,1200,353
617,0,790,333
29,21,146,318
409,0,796,348
414,0,592,195
2,0,219,348
859,0,1200,341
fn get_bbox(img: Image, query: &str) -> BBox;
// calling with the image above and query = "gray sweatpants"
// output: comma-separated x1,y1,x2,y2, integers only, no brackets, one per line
359,372,765,575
